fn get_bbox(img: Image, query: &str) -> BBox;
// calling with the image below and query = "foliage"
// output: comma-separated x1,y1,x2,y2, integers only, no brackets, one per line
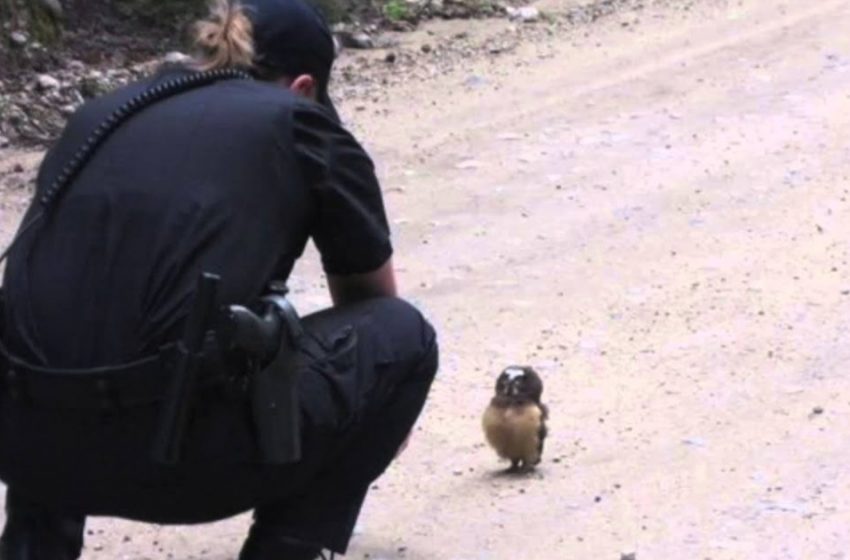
382,0,409,22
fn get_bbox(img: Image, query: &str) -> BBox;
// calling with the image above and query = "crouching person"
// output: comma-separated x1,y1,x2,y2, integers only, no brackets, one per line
0,1,438,558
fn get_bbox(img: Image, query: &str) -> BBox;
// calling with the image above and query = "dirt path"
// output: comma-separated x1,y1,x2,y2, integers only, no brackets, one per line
2,0,850,557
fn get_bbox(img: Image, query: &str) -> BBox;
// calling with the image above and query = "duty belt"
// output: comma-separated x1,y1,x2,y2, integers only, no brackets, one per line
0,273,305,466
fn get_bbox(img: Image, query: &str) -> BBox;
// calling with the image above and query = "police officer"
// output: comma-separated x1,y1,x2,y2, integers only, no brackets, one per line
0,0,438,558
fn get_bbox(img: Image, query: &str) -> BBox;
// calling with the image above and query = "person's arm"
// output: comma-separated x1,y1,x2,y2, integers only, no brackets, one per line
327,257,397,306
293,100,396,303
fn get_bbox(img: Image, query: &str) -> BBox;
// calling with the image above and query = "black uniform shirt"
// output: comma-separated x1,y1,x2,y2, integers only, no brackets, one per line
1,72,392,367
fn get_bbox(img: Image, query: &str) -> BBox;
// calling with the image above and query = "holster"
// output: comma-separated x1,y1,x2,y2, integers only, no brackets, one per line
246,293,305,465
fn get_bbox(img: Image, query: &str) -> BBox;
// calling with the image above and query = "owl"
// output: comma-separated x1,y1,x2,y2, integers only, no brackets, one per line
482,366,548,472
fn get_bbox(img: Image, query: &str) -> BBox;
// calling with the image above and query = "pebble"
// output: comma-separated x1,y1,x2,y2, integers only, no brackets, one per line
456,159,482,169
35,74,61,91
79,75,111,99
507,6,541,23
39,0,64,18
464,75,488,87
163,51,190,65
337,31,374,49
9,31,27,48
621,553,637,560
0,136,8,149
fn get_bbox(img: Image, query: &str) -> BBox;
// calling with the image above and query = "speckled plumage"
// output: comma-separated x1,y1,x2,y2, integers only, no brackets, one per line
482,366,548,472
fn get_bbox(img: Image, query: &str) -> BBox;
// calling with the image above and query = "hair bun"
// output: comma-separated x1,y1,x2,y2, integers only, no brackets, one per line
193,0,255,71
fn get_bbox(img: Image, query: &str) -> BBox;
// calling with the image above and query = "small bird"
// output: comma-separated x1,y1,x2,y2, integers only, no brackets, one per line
482,366,548,472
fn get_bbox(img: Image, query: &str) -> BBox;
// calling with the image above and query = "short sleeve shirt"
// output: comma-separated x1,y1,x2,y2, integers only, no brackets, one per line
1,71,393,367
293,101,392,275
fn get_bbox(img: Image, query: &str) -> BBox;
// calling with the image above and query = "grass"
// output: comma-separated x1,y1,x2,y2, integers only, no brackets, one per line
383,0,410,21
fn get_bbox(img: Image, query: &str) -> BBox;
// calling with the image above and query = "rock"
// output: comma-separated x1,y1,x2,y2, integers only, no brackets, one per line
60,104,77,117
67,60,86,72
351,32,375,49
464,75,488,87
384,52,397,64
620,553,637,560
5,106,26,126
9,31,28,48
163,51,191,65
812,406,824,415
421,43,432,53
0,136,9,149
506,6,541,22
336,31,374,50
373,35,401,49
39,0,64,19
3,175,27,190
35,74,61,91
456,159,482,170
79,73,111,99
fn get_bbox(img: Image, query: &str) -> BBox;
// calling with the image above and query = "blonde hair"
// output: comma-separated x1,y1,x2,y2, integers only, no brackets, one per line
193,0,256,71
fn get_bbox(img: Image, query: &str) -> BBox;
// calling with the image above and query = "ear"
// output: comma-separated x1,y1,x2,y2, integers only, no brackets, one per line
289,74,317,100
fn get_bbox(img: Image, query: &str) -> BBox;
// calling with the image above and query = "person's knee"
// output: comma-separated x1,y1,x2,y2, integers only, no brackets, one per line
417,314,438,383
367,297,438,381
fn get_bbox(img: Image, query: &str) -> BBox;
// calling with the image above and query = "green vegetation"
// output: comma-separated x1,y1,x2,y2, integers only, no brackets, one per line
383,0,409,22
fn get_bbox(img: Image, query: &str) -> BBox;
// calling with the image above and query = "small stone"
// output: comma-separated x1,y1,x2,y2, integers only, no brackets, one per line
337,31,374,49
9,31,27,48
0,136,9,149
163,51,190,65
39,0,63,19
67,60,86,72
421,43,432,53
620,553,637,560
464,75,488,87
455,159,482,170
507,6,540,22
35,74,61,91
384,52,397,64
79,74,110,99
812,406,824,416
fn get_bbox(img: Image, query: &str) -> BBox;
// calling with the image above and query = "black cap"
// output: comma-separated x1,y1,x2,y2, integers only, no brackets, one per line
241,0,340,121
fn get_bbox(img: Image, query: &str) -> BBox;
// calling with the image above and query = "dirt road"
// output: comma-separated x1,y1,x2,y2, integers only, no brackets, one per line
1,0,849,557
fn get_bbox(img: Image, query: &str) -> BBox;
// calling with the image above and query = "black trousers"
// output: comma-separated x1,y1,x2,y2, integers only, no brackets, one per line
0,297,438,555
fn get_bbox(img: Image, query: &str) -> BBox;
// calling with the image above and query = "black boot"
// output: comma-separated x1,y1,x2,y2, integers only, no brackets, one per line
0,490,85,560
239,525,332,560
